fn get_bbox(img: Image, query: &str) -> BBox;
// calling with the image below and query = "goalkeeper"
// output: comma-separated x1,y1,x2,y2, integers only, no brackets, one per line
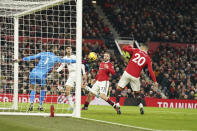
19,47,76,111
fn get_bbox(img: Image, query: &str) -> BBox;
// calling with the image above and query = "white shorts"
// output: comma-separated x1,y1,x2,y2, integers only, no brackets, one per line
66,72,85,87
92,80,109,96
118,71,140,91
66,72,76,87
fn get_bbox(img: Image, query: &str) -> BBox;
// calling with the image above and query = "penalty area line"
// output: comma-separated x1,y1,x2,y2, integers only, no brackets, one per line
81,117,154,131
156,130,191,131
80,117,191,131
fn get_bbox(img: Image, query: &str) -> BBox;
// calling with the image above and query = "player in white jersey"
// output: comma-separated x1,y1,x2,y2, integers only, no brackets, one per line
57,46,86,110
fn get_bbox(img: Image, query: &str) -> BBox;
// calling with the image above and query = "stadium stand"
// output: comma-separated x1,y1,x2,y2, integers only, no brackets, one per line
0,0,110,39
98,0,196,43
152,44,196,99
83,0,113,39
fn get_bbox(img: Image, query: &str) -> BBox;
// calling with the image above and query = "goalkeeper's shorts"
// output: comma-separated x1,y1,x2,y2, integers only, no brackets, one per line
30,72,46,86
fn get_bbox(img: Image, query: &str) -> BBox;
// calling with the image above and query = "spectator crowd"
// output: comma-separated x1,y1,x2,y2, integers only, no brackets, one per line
99,0,196,43
152,44,197,100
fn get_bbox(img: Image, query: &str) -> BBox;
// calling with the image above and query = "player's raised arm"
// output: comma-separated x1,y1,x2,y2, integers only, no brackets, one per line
108,64,115,75
81,64,87,85
147,59,157,83
56,56,68,72
81,64,87,80
56,57,76,63
23,53,41,61
81,64,86,75
122,45,135,53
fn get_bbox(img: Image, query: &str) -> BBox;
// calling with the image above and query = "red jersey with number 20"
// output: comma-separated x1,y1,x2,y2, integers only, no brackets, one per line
122,45,156,82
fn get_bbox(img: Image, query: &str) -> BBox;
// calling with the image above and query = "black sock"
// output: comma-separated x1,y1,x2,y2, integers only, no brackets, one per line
84,101,89,108
135,93,142,105
106,98,116,108
115,89,121,103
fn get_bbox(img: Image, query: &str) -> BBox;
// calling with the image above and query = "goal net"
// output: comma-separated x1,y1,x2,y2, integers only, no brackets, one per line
0,0,82,117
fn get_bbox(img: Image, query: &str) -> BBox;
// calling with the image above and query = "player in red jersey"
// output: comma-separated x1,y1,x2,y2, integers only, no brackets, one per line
82,52,118,111
116,44,158,115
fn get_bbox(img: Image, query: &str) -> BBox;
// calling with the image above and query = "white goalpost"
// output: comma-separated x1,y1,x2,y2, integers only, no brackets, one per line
0,0,82,117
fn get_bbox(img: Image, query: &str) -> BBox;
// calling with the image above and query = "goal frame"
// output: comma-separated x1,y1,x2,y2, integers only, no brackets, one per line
0,0,82,118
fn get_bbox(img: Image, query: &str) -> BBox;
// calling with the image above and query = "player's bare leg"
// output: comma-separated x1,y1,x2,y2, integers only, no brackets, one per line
65,85,74,111
134,91,144,115
115,86,122,114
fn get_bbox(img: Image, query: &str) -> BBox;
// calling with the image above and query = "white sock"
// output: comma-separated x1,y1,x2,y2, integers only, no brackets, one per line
139,103,143,108
67,95,74,108
39,105,42,108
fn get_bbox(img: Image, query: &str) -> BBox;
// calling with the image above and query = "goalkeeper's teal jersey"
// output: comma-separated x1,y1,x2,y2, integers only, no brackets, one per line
23,52,76,78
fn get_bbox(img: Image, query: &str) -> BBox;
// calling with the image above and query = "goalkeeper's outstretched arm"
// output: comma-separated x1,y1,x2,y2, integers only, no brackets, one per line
23,53,41,61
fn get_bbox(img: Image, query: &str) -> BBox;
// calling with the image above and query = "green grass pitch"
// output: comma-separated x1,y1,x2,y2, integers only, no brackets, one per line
0,104,196,131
